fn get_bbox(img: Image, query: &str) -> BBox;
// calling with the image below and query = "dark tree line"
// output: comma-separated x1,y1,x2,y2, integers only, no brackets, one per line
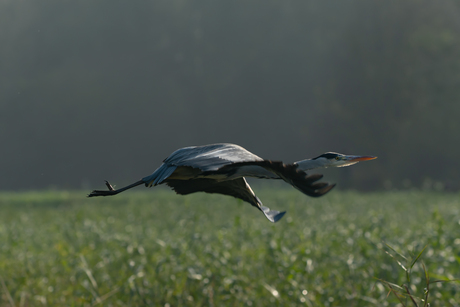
1,0,460,190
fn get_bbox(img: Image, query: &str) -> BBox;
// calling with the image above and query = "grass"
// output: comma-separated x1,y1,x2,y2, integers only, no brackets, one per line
0,189,460,306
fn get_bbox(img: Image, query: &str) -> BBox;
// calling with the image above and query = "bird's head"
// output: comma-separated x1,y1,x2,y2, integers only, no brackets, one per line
311,152,377,168
294,152,377,171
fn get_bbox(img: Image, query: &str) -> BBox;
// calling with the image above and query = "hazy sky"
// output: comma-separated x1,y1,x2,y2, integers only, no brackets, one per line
2,0,460,190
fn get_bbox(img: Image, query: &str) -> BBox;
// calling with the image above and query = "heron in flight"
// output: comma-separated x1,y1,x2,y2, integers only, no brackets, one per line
89,143,376,222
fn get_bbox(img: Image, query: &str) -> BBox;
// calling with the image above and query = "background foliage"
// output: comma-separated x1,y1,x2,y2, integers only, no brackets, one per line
1,190,460,306
1,0,460,190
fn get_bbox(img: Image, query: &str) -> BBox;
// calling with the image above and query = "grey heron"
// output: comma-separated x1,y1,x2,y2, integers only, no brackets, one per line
88,143,376,222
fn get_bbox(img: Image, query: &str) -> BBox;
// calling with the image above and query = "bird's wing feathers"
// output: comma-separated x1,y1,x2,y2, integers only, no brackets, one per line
263,161,335,197
164,143,263,171
144,144,334,197
143,144,263,186
166,177,286,223
166,177,257,205
143,164,177,187
217,160,335,197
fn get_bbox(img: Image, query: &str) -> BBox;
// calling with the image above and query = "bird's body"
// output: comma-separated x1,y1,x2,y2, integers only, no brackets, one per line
89,143,376,222
142,143,275,185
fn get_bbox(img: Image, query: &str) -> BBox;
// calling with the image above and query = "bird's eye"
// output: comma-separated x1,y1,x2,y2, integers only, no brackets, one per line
335,156,340,160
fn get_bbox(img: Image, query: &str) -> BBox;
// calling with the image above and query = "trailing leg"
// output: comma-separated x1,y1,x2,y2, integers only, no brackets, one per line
88,180,144,197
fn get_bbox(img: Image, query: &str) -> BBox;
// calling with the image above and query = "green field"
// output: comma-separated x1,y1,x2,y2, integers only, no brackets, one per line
1,189,459,306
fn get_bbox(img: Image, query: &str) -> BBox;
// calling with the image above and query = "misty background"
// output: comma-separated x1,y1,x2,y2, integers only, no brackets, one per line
2,0,460,191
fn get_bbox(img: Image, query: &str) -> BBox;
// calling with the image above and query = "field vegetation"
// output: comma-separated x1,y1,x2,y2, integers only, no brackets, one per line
1,189,459,306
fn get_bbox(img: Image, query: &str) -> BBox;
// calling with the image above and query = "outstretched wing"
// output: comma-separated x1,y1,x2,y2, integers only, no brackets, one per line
166,177,255,201
166,177,285,222
163,143,264,171
143,143,334,198
214,160,335,197
143,143,264,186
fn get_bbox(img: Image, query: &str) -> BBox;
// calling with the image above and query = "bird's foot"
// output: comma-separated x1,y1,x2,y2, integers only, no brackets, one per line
105,181,115,191
88,180,116,197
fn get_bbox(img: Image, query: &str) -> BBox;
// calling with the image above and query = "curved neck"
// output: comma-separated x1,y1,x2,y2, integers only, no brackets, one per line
294,159,328,171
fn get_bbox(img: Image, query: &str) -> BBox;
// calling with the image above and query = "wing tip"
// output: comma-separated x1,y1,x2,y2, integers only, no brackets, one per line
263,209,286,223
319,183,336,195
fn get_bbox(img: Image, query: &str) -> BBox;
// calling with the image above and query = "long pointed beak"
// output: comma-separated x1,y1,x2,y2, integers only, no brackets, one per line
345,155,377,162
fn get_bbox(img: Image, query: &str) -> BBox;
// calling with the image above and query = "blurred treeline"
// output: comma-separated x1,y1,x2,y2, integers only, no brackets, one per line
1,0,460,191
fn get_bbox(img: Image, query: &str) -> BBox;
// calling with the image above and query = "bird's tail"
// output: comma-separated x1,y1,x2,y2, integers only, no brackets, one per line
88,180,144,197
142,164,177,187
